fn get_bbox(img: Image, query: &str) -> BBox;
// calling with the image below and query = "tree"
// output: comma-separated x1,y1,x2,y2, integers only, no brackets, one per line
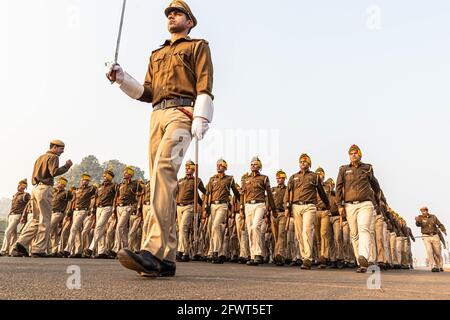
62,156,146,187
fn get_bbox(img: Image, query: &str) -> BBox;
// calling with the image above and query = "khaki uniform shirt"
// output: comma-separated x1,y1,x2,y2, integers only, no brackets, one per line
240,173,275,211
336,162,381,207
416,214,446,235
52,189,73,213
117,180,141,206
10,191,31,215
95,181,118,208
284,170,329,208
32,151,69,186
73,185,96,210
271,185,287,212
138,36,214,105
176,176,206,205
206,174,240,204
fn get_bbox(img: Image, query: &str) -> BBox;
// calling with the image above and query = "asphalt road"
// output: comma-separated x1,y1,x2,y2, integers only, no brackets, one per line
0,257,449,300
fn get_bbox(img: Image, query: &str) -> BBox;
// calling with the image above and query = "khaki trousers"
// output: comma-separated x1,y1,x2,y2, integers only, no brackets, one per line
330,216,344,261
342,221,354,263
59,216,72,253
316,210,331,260
272,212,287,259
286,218,296,260
141,107,193,263
141,204,152,248
176,204,194,254
389,232,398,265
105,214,117,251
65,210,87,255
113,205,132,253
374,215,386,263
128,214,142,252
208,203,228,254
345,201,374,262
235,212,250,258
16,185,53,254
1,214,21,254
49,212,64,254
423,234,442,269
403,238,412,266
368,210,377,263
89,206,113,254
383,222,391,264
81,213,95,253
245,203,266,259
396,236,404,266
293,204,316,261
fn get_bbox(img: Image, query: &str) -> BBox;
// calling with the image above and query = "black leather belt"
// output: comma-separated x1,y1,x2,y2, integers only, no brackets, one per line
345,200,370,205
423,233,437,236
153,98,194,111
118,203,131,207
177,202,194,206
245,200,265,204
293,201,314,205
97,205,112,208
212,201,227,205
75,208,88,211
144,202,151,205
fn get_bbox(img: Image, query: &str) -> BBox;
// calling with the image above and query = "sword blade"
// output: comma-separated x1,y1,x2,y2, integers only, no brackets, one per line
114,0,127,64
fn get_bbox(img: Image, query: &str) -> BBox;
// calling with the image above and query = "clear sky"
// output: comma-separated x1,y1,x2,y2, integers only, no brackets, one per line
1,0,449,264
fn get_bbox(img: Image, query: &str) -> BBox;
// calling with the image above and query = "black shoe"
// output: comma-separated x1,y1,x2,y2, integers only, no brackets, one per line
337,260,345,269
401,265,409,270
294,258,303,267
300,259,311,270
47,253,58,258
347,262,356,268
312,260,320,267
229,255,238,263
329,261,338,269
358,256,369,268
70,253,82,259
219,255,227,263
95,253,109,259
377,262,386,270
11,243,29,257
211,252,223,264
356,267,367,273
431,268,439,272
31,252,50,258
176,252,183,262
192,254,201,261
394,264,401,269
440,268,444,272
181,255,190,262
246,259,259,266
108,251,117,259
318,256,327,269
83,249,93,258
254,255,263,265
238,257,247,264
285,258,292,265
263,257,270,264
118,249,175,277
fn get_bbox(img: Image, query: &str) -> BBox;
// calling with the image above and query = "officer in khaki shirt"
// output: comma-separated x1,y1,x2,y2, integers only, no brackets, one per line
48,177,72,256
416,206,447,272
84,169,118,258
0,179,30,256
234,174,251,264
336,144,381,273
12,140,72,258
314,167,332,269
204,159,240,263
112,166,141,256
240,157,275,266
270,170,288,266
284,154,329,270
63,174,96,258
176,160,206,262
109,1,214,277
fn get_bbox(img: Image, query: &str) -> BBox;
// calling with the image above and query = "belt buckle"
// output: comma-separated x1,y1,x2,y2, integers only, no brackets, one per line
214,201,220,204
250,200,256,204
352,201,359,205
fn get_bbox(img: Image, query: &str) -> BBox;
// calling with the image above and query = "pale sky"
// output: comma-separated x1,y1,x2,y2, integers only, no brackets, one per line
1,0,449,264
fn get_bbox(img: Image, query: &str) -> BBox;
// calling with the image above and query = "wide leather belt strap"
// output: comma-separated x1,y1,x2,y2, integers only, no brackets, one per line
246,200,265,204
153,98,194,111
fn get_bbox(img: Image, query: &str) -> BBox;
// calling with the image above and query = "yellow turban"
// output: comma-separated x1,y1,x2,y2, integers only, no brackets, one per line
59,177,68,186
299,153,312,167
217,158,228,169
185,160,196,170
349,144,362,157
81,173,91,181
276,169,287,179
18,178,28,187
124,166,135,176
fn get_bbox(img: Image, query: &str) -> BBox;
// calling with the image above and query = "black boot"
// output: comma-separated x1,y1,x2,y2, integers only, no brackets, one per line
118,249,176,277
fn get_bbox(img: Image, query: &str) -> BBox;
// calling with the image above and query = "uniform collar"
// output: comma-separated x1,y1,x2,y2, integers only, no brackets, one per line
162,35,192,47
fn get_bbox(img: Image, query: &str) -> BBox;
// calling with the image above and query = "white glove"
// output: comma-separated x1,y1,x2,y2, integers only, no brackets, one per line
104,61,144,99
105,62,124,84
191,94,214,140
191,117,209,140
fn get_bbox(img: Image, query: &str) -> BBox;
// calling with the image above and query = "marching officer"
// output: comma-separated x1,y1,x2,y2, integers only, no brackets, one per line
0,179,30,256
12,140,72,257
416,206,447,272
284,154,329,270
336,144,382,273
204,159,240,263
48,177,72,256
271,170,288,266
176,160,206,262
239,157,276,266
109,0,214,277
